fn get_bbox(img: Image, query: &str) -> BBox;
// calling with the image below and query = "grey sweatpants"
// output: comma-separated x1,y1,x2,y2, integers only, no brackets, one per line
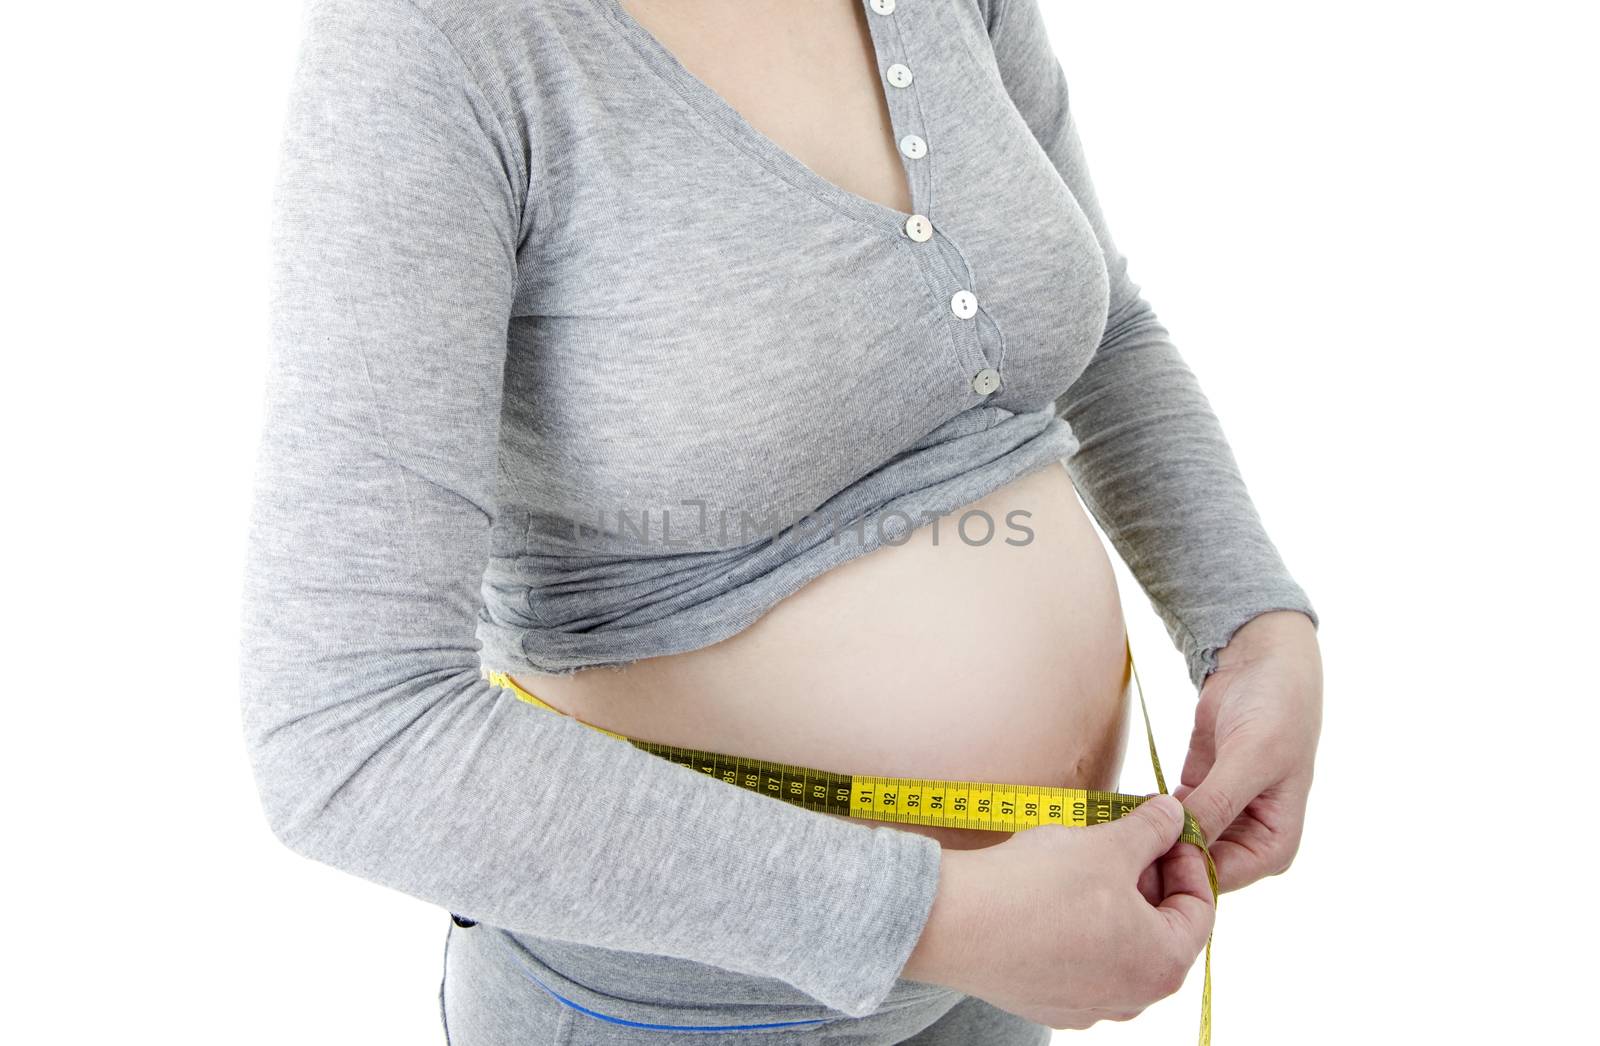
439,916,1051,1045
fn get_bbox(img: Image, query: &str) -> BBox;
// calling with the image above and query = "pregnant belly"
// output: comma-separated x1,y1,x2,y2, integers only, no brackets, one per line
509,459,1133,851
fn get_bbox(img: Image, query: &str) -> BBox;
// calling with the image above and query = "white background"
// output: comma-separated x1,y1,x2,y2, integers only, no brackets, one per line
4,2,1595,1043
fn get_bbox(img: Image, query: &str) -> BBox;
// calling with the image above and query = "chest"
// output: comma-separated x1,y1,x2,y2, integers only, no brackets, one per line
620,0,914,216
502,0,1111,530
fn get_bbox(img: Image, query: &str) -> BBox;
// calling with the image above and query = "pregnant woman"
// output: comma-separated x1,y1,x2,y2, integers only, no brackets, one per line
239,0,1323,1043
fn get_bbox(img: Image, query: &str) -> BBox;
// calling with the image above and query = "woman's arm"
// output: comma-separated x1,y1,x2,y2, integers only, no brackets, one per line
980,0,1324,892
979,0,1320,689
239,0,941,1017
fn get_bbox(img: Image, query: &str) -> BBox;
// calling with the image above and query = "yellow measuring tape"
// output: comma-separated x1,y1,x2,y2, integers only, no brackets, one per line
484,635,1217,1044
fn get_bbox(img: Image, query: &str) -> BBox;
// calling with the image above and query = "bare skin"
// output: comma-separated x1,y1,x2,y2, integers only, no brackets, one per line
516,459,1135,852
504,0,1269,1029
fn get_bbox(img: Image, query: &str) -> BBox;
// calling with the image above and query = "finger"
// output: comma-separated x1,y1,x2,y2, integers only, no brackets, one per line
1153,839,1216,958
1178,730,1217,793
1159,834,1215,906
1178,677,1223,789
1207,838,1265,894
1112,794,1186,870
1208,834,1296,894
1132,793,1166,905
1136,860,1162,907
1182,746,1274,846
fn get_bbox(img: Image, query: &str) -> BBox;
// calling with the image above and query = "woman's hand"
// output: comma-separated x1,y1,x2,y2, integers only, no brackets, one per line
901,795,1215,1030
1172,610,1323,894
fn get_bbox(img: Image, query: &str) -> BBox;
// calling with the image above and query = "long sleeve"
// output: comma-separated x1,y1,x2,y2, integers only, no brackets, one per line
238,0,941,1019
981,0,1320,689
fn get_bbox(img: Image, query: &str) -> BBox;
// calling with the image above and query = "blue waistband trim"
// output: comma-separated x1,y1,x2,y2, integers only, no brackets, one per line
513,960,835,1032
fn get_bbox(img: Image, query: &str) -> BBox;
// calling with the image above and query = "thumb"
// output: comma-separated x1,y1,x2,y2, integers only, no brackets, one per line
1114,794,1186,869
1180,748,1265,846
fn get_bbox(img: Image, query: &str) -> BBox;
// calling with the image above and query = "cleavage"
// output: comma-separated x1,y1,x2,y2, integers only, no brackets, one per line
618,0,914,215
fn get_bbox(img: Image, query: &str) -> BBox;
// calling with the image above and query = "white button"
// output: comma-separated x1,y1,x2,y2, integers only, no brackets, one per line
899,134,927,159
886,63,914,88
971,368,1001,395
951,290,978,319
903,214,932,242
870,0,896,14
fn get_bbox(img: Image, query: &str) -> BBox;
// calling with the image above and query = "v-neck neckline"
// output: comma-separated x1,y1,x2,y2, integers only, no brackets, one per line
591,0,924,237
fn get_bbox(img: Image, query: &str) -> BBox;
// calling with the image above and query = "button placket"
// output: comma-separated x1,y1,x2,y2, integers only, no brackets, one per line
864,1,925,230
865,0,1000,397
933,246,1001,397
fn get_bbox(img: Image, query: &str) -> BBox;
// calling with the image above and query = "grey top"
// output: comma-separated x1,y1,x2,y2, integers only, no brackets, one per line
240,0,1318,1020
